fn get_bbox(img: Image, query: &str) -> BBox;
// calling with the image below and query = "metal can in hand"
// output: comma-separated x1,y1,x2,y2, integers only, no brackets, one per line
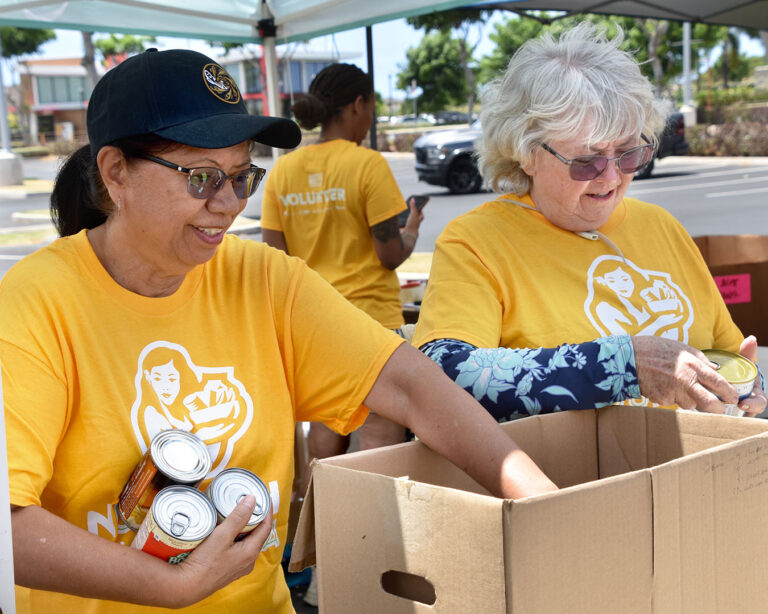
205,467,272,539
702,348,758,417
131,485,217,564
116,429,212,532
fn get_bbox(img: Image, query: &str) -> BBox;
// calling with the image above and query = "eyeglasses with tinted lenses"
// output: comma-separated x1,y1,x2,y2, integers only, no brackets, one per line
136,153,267,199
539,138,655,181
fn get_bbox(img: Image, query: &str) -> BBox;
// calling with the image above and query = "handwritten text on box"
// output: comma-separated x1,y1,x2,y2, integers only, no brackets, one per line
714,273,752,304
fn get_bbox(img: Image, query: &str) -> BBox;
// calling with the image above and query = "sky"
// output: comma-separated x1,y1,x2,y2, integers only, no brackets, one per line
10,13,506,100
9,14,766,101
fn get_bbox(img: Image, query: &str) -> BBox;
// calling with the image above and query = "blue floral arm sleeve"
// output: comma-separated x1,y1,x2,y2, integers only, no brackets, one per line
420,336,640,422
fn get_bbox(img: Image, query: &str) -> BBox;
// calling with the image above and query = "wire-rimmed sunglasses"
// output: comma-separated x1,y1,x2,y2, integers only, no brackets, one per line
135,153,267,199
539,136,655,181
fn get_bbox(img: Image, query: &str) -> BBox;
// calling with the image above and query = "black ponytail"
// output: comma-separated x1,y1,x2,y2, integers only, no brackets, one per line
291,63,373,130
50,145,109,237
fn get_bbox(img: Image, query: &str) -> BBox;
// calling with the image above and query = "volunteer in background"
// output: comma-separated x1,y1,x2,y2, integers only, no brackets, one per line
0,49,559,614
261,65,421,484
413,23,766,419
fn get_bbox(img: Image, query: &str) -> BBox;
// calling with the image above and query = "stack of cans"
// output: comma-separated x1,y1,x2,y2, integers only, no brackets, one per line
118,429,272,564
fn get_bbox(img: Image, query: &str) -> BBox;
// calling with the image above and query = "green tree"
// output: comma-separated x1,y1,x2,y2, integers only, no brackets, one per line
0,27,56,145
477,14,547,82
93,33,155,64
477,13,730,101
0,27,55,57
407,9,489,122
397,30,468,113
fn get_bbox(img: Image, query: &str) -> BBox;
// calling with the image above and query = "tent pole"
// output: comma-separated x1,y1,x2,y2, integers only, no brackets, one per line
258,6,282,161
366,25,377,151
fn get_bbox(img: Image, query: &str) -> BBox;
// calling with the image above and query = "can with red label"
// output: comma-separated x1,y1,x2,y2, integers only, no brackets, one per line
205,467,272,538
116,429,212,532
702,348,758,417
131,485,217,564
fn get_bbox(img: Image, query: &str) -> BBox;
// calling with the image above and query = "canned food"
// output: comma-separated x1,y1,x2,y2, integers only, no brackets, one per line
131,485,217,564
205,468,272,539
116,429,212,532
702,349,758,417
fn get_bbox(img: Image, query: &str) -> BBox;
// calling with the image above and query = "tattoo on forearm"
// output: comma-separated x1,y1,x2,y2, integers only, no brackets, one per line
371,218,402,244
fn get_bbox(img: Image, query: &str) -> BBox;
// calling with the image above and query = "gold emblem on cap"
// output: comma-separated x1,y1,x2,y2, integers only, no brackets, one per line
202,63,241,104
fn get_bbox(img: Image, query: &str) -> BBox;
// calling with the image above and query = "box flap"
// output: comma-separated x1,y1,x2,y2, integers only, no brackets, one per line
287,460,317,573
319,438,491,494
499,410,599,487
693,235,768,266
312,461,506,613
596,406,768,477
652,431,768,614
505,471,654,614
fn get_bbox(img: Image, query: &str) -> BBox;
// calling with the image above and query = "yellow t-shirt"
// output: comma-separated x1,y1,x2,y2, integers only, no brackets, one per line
261,139,407,328
0,231,403,614
414,193,742,362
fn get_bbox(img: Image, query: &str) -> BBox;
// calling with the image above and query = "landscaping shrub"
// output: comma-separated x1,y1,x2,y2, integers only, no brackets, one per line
688,122,768,156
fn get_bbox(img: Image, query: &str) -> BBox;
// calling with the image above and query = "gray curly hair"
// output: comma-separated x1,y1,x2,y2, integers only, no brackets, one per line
477,22,671,195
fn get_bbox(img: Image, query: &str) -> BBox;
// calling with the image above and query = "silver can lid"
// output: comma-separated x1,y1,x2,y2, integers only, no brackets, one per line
152,485,217,541
207,468,271,527
150,430,212,483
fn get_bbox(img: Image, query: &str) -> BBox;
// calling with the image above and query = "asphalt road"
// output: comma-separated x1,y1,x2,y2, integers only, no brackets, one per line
2,153,767,275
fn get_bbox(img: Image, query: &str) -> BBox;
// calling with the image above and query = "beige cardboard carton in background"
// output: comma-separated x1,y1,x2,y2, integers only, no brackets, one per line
693,234,768,342
290,407,768,613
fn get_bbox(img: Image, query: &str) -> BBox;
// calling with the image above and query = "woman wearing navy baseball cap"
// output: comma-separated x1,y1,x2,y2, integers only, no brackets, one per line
0,49,557,613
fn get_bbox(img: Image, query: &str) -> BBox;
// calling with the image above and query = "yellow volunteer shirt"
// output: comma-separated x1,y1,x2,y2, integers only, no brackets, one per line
414,194,742,404
0,232,403,614
261,139,407,328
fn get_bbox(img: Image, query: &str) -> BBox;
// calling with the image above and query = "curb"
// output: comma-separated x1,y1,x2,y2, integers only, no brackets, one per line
0,179,54,199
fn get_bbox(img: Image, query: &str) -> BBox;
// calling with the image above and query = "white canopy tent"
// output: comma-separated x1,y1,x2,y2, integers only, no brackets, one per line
0,1,764,611
0,0,764,117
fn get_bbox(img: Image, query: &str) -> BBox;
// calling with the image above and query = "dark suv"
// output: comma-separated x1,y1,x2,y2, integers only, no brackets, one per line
412,113,689,193
634,112,689,179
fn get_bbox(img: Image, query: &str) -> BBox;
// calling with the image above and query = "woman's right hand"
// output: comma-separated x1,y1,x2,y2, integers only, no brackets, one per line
404,196,425,234
170,494,274,606
632,335,739,413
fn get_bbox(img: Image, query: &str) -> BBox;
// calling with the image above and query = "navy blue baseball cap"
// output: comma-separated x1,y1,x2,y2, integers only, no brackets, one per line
87,48,301,155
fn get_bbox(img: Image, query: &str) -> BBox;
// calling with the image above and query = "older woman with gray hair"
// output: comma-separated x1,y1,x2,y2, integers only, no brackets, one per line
413,23,766,419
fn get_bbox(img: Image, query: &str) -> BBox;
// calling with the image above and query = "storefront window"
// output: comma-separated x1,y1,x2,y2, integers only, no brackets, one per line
245,98,264,116
36,76,90,104
244,60,263,94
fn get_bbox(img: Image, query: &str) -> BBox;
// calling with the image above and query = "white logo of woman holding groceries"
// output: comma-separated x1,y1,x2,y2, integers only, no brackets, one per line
130,341,253,477
585,255,693,341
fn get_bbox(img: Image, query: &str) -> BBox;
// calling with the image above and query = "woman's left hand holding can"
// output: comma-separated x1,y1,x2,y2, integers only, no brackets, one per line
167,494,274,605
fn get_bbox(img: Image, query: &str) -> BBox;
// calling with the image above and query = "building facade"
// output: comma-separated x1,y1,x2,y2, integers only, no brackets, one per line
18,57,102,144
17,44,356,145
219,45,357,117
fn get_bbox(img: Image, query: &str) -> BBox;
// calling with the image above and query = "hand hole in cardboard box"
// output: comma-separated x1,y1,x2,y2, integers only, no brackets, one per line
381,570,436,605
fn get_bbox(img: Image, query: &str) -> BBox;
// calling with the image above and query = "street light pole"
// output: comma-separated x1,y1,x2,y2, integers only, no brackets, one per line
0,38,23,186
683,21,693,106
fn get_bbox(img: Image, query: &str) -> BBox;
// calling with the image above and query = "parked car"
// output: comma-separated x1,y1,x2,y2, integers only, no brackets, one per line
634,111,689,179
433,111,472,125
413,120,483,194
412,113,690,193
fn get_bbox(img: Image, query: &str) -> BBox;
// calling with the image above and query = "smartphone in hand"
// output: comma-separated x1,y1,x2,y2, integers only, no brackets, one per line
397,194,429,227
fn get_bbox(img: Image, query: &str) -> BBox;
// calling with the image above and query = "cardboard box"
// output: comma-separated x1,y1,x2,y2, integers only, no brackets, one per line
290,406,768,613
693,235,768,342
